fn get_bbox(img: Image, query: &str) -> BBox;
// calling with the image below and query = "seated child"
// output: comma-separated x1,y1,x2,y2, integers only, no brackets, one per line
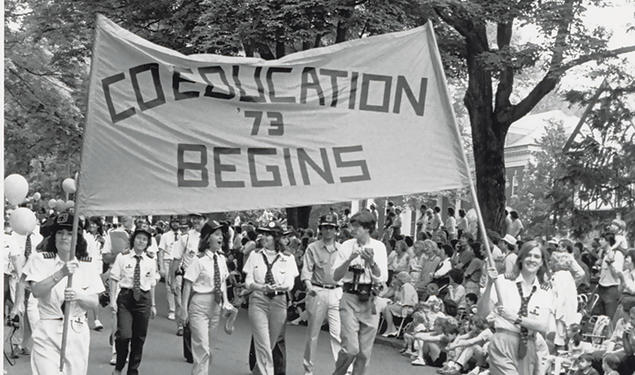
572,353,599,375
566,323,594,356
438,316,492,375
411,317,459,367
401,311,427,356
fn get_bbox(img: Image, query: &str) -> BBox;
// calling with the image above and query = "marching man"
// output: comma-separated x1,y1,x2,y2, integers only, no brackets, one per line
332,211,388,375
301,214,343,375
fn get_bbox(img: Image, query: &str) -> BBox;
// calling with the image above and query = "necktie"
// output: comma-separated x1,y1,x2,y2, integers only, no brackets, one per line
25,234,32,259
516,282,537,358
213,254,222,304
261,252,280,285
133,255,142,300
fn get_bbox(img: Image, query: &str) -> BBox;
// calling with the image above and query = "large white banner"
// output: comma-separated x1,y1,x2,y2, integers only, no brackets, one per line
76,15,470,215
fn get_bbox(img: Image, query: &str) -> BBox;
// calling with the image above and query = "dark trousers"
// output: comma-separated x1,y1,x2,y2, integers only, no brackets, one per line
180,281,193,362
115,288,151,375
596,284,620,319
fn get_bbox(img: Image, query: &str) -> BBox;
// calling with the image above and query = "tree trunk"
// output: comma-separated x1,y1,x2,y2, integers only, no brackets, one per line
464,40,508,235
286,206,312,229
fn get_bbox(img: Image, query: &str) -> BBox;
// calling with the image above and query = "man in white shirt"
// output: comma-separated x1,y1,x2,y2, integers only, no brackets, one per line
158,218,181,321
332,211,388,375
102,216,135,267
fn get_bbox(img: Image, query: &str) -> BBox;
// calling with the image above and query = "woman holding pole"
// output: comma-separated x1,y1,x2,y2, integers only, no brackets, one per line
24,213,104,375
478,241,554,375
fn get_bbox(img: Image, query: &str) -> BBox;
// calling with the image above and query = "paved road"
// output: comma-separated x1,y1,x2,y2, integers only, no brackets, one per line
5,283,438,375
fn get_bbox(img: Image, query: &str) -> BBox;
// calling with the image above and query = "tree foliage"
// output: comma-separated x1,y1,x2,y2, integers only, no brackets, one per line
4,0,634,229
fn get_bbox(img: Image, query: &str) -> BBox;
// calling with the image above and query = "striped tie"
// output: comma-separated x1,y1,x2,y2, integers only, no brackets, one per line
516,282,537,358
25,234,32,259
213,254,222,304
133,255,142,300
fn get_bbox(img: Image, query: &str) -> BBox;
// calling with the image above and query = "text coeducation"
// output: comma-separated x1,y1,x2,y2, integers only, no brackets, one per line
101,63,429,124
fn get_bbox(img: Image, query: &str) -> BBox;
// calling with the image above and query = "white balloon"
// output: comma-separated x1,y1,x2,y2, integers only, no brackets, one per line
4,174,29,205
62,178,76,194
48,198,57,209
10,207,37,235
56,199,66,210
65,200,75,209
33,192,41,201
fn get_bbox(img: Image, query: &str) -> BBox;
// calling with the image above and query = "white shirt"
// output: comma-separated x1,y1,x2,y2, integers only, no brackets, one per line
243,249,298,291
7,231,44,277
110,251,158,291
489,275,554,333
171,229,201,271
101,227,133,255
24,253,105,320
84,231,103,263
599,249,624,287
184,251,229,294
334,238,388,284
159,230,181,261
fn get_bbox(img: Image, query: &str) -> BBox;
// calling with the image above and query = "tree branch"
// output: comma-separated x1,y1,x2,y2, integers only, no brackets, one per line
510,44,635,123
494,22,514,120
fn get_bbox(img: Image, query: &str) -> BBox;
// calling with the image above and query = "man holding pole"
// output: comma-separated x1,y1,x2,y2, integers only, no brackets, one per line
332,211,388,375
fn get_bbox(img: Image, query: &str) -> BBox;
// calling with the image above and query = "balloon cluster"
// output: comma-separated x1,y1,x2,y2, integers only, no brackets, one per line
4,174,77,235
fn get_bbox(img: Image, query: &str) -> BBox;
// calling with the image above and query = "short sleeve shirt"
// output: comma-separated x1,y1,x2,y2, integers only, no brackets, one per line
301,240,342,285
334,238,388,284
159,231,181,260
184,251,229,294
24,253,105,319
110,252,157,291
489,275,554,333
243,250,299,291
171,229,200,271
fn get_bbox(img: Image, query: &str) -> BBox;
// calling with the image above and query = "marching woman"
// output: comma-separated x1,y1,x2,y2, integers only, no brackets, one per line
180,220,230,375
244,221,299,375
478,241,554,375
110,227,158,375
24,213,105,375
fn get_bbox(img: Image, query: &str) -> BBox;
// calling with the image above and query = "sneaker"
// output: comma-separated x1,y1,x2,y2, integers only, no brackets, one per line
382,330,399,338
411,358,426,366
167,312,176,321
176,328,183,336
110,353,117,365
94,320,104,331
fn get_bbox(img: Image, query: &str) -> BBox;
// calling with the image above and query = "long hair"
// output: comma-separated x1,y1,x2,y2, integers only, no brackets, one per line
514,240,551,283
45,230,88,258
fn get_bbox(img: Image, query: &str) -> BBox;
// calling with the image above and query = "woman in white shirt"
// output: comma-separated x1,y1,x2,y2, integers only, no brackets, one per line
243,221,298,375
26,213,104,375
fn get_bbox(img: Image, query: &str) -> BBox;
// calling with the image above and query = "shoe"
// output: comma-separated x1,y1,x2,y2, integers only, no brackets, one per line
110,353,117,366
176,328,183,336
411,358,426,366
402,350,415,357
224,306,238,335
94,320,104,331
382,330,399,337
186,357,193,363
167,312,175,321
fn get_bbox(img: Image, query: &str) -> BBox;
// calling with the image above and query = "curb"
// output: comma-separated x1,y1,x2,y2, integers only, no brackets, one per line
374,335,402,349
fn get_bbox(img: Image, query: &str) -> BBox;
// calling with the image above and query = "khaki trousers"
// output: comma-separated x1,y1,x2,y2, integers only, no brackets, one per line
333,293,379,375
189,293,222,375
488,330,537,375
249,291,287,375
31,317,90,375
303,287,343,374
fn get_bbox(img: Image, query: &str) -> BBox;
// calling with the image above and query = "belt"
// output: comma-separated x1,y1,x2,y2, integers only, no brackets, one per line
312,282,340,290
264,291,286,298
120,287,150,294
342,282,373,295
496,328,535,339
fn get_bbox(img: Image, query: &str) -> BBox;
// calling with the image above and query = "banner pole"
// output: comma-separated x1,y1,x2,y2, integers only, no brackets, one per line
59,209,80,372
424,21,503,302
59,13,103,373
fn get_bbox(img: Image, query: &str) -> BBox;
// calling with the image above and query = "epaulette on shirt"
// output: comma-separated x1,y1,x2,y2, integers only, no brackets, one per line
121,249,131,255
78,256,92,262
541,280,552,290
197,252,206,258
504,273,517,281
42,252,56,259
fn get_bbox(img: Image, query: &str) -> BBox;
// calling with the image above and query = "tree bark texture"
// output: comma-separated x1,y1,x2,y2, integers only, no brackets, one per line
286,206,313,229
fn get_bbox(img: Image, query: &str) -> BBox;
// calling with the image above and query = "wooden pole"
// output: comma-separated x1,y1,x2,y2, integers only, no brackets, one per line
59,209,80,372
